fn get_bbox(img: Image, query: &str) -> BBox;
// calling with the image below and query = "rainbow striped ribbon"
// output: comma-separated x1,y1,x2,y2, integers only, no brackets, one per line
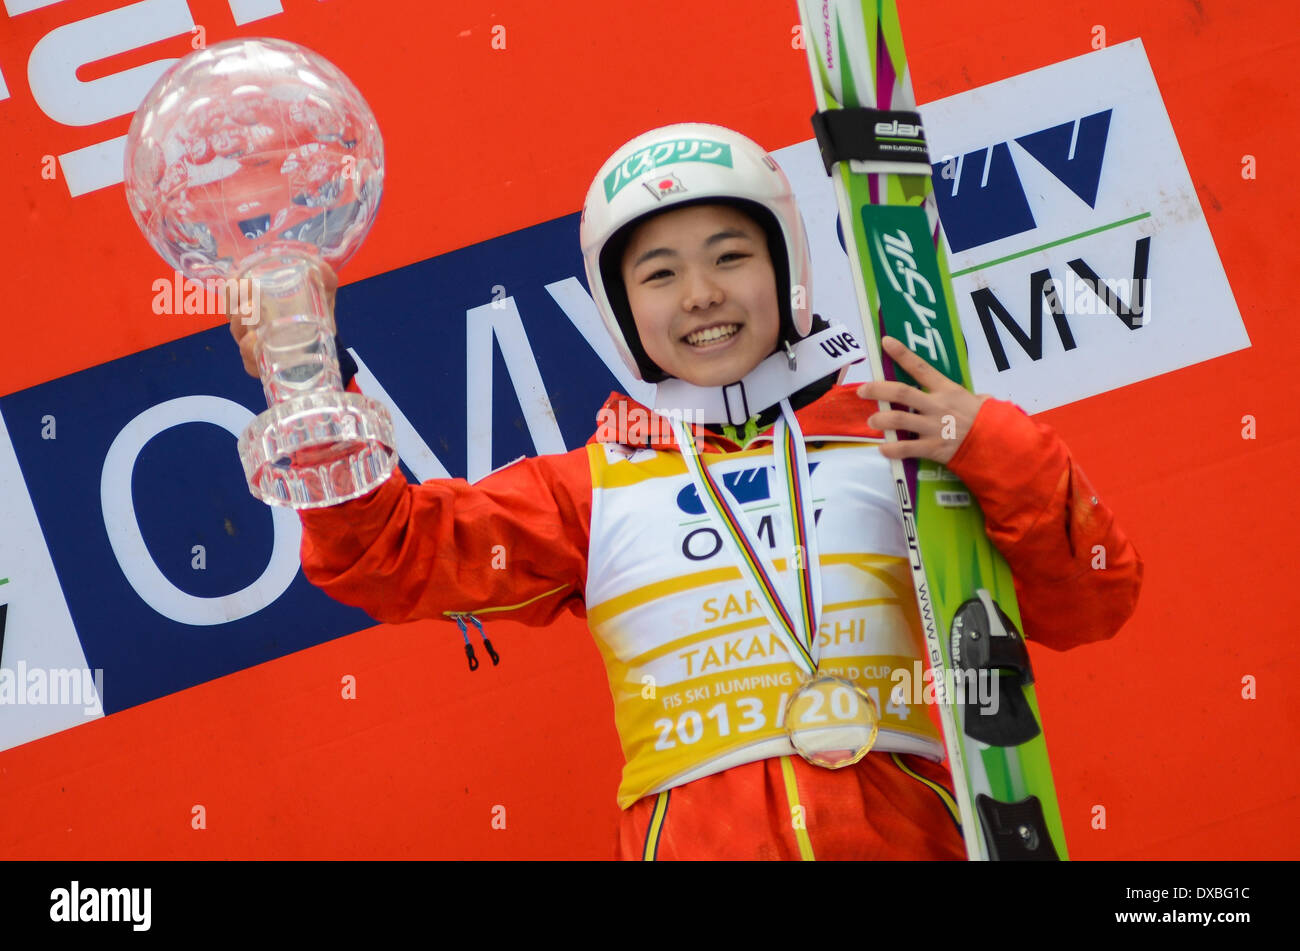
670,399,823,676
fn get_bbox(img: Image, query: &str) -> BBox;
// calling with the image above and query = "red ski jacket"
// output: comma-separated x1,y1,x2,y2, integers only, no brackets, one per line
297,384,1143,859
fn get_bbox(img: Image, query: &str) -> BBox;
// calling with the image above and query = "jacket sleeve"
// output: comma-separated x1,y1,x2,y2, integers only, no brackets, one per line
296,448,592,627
944,398,1143,651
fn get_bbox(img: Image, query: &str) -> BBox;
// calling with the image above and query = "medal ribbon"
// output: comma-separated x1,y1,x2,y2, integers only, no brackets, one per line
670,399,823,677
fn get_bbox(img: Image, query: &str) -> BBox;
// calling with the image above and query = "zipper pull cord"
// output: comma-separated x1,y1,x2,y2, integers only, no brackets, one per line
454,615,479,671
468,615,499,666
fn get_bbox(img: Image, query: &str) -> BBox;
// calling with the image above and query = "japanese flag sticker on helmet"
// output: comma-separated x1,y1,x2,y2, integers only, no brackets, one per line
644,172,687,201
581,123,814,383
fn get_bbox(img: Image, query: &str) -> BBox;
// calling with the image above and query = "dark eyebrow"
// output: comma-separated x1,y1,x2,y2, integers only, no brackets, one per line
630,247,675,269
630,229,756,270
704,228,754,246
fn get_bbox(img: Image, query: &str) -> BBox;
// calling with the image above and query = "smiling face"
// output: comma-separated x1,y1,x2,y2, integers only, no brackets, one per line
620,203,781,387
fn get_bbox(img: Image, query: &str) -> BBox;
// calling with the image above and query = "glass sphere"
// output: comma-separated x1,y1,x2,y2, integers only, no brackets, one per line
124,37,383,280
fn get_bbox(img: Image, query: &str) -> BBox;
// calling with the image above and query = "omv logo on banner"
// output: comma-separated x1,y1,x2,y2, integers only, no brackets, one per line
916,39,1248,413
930,110,1112,254
0,212,629,745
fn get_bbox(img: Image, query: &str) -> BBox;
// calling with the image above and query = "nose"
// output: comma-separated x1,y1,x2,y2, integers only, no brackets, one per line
681,268,724,311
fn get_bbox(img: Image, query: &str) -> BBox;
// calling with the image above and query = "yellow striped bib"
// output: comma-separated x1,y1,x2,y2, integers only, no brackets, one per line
584,438,943,808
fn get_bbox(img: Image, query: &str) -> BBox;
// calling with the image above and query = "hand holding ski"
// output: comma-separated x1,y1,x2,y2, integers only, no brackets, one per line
858,336,990,465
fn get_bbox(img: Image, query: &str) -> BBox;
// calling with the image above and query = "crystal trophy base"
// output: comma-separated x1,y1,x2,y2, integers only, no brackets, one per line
238,389,397,508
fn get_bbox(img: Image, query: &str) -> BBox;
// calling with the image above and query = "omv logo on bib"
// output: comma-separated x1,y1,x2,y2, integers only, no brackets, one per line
930,110,1112,253
675,462,820,516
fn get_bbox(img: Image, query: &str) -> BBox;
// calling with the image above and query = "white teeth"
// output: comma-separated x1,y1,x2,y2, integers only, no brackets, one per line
686,324,739,346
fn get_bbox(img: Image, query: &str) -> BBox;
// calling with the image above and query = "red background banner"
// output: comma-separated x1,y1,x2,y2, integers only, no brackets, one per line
0,0,1295,858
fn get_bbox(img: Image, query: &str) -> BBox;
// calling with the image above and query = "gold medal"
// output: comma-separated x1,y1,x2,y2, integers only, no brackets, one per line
784,673,880,769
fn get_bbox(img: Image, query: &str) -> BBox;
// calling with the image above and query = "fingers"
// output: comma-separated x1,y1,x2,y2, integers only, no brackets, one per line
238,328,259,378
855,338,954,410
227,303,259,377
880,335,947,387
877,437,946,462
216,279,261,377
867,408,939,439
865,337,958,401
857,378,937,413
855,339,972,466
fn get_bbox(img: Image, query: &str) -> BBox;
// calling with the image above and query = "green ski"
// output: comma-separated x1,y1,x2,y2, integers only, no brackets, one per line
795,0,1067,860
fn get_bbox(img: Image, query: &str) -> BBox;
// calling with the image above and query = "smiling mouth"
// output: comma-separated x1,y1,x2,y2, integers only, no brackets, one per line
684,323,740,347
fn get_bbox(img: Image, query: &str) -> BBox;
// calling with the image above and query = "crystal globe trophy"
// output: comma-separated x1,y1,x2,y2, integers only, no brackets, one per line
124,37,395,508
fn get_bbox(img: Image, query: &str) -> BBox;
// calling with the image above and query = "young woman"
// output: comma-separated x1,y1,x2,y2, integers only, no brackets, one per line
232,123,1143,860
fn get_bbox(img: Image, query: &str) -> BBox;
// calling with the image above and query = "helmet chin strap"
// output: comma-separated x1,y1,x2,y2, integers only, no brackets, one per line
653,323,866,426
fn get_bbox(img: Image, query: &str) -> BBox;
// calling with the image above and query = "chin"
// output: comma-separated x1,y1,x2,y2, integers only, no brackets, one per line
673,362,752,388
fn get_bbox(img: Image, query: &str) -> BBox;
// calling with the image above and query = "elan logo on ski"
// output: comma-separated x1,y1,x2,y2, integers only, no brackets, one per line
875,118,923,140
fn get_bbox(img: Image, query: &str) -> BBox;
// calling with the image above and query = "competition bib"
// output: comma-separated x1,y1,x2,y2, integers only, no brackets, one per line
671,402,879,769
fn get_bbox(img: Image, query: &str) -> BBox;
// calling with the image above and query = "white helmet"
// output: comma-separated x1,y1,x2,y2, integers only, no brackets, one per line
580,123,813,383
